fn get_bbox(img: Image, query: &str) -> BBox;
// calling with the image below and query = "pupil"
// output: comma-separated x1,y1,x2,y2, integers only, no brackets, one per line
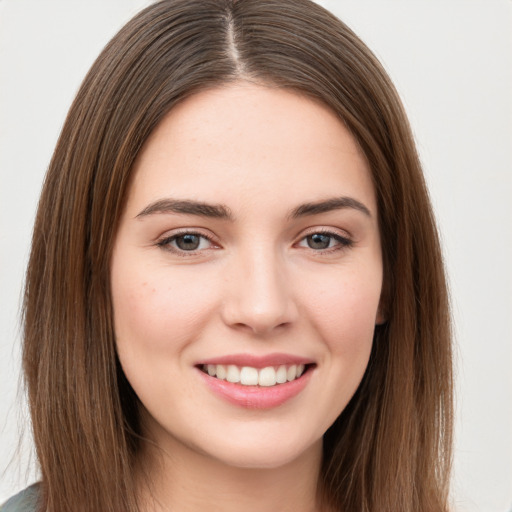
308,233,330,249
176,234,200,250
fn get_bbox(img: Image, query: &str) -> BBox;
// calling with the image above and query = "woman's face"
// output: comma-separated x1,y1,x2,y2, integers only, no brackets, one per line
111,83,383,469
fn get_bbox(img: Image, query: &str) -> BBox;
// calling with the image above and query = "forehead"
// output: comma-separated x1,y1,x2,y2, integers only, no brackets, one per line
126,82,376,217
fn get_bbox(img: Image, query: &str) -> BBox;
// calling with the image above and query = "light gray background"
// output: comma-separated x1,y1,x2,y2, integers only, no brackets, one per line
1,1,511,510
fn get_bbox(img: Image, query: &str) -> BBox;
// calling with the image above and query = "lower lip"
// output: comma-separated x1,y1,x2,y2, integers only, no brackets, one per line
197,368,313,409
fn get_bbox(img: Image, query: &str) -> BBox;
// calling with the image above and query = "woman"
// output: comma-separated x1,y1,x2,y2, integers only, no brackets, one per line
2,0,453,510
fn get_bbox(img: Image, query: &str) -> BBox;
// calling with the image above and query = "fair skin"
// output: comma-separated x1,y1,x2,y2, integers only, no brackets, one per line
110,83,383,512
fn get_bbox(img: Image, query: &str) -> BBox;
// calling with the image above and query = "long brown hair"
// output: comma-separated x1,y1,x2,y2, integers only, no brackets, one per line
22,1,453,510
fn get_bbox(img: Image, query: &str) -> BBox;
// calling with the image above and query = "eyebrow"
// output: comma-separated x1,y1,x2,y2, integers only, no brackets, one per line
289,197,372,218
136,196,371,221
136,199,234,220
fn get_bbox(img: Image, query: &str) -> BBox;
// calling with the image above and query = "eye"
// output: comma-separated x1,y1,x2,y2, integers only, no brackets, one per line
297,231,352,251
157,232,215,253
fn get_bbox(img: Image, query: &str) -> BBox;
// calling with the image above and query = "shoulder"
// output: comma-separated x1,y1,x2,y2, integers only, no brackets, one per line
0,484,40,512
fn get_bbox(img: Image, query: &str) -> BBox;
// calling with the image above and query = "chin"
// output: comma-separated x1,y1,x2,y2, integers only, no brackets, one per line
199,433,323,470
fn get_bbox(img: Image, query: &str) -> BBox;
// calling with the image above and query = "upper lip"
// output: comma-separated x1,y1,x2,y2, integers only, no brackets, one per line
195,353,315,369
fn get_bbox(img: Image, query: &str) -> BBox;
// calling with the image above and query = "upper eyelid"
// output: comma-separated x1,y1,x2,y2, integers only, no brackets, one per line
157,227,218,242
297,226,353,239
156,226,352,238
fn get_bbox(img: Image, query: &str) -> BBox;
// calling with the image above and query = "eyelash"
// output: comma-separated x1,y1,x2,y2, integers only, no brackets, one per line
297,229,353,254
156,230,218,256
156,229,353,256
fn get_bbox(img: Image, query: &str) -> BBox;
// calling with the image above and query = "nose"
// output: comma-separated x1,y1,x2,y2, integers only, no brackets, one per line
221,248,298,336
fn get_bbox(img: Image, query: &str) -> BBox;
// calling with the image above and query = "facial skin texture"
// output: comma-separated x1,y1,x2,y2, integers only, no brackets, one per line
111,83,383,511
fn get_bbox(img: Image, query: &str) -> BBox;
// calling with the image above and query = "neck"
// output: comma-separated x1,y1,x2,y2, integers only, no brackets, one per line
136,433,325,512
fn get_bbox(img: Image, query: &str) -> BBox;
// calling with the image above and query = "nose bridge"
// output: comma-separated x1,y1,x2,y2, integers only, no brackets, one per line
222,243,297,334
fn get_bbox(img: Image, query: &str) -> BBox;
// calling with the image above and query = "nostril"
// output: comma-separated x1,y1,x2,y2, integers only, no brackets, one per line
219,271,299,334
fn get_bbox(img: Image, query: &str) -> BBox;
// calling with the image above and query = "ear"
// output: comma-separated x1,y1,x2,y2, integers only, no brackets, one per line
375,272,390,325
375,306,386,325
375,290,388,325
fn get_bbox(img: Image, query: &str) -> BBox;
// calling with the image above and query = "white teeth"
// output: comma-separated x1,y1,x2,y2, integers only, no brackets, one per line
276,365,287,384
287,365,297,381
258,367,277,387
240,366,259,385
216,364,227,380
226,365,240,383
203,363,309,386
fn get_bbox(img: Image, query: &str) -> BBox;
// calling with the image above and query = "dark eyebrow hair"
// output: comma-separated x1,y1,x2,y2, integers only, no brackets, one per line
289,196,372,218
136,196,371,222
136,199,233,220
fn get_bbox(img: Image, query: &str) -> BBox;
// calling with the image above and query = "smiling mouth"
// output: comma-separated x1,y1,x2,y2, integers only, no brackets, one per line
199,363,313,387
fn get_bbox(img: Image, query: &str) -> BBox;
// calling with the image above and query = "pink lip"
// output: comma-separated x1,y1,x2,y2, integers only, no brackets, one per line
196,366,314,410
195,353,314,369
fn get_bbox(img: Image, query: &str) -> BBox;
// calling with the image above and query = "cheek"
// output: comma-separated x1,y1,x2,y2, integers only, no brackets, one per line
307,268,381,344
111,260,217,357
300,266,381,428
110,259,222,412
